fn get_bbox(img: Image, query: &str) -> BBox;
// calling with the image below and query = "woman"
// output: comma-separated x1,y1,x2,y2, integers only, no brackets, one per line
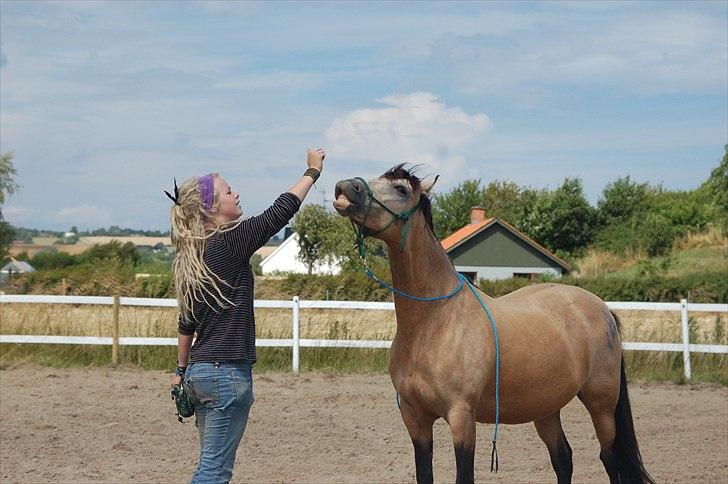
168,148,325,483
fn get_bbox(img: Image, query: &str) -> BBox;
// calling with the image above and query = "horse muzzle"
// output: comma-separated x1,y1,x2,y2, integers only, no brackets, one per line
333,179,367,217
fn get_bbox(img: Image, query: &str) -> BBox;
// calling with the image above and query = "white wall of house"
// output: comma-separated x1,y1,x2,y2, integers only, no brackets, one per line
454,265,562,282
260,233,341,275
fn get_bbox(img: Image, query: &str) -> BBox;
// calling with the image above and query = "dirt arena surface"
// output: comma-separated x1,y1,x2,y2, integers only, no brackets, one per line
0,366,726,483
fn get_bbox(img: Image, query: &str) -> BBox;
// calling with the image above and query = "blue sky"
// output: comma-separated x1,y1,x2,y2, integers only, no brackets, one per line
1,1,726,231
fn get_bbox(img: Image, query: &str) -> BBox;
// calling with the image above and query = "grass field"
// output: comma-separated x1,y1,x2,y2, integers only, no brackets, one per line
1,302,725,384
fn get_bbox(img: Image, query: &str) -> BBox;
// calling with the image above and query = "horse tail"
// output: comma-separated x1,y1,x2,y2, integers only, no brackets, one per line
612,317,655,484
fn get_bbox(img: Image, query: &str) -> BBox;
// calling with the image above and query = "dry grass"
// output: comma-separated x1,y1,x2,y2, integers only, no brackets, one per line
1,304,725,382
672,225,727,251
572,249,640,278
1,304,723,345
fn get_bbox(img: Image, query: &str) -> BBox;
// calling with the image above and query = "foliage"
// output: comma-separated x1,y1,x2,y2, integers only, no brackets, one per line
292,204,389,273
77,225,170,237
519,178,596,253
596,176,653,226
432,179,485,239
292,204,338,274
279,268,392,301
0,151,20,262
700,145,728,233
0,151,20,207
0,220,15,263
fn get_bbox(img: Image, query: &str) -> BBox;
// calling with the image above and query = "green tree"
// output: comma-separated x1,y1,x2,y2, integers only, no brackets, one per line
432,179,485,239
0,151,20,207
520,178,596,254
481,180,524,225
292,204,339,274
701,145,728,232
597,176,652,226
0,151,20,262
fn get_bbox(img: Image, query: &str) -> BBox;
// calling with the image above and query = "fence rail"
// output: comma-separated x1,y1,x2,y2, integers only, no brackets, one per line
1,295,726,378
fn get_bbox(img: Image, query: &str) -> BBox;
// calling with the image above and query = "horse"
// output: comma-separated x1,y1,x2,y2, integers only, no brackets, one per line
333,165,654,484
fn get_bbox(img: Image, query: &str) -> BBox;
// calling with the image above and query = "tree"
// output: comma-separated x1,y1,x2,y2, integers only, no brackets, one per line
292,204,338,274
481,180,524,225
596,176,652,226
432,180,485,240
520,178,596,254
0,151,20,262
0,151,20,208
701,145,728,233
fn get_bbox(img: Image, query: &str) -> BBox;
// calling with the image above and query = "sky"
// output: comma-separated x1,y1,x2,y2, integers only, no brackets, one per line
1,0,726,232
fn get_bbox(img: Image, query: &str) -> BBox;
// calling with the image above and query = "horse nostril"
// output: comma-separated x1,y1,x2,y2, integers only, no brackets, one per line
352,182,361,193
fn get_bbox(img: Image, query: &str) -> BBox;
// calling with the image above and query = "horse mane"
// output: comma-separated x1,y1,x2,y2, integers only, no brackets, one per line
381,163,436,235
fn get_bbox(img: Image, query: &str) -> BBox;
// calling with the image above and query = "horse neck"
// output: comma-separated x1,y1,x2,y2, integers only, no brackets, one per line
385,215,460,316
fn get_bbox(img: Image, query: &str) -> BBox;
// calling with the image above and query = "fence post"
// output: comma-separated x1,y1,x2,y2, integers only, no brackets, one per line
680,298,691,380
112,295,120,367
292,296,300,373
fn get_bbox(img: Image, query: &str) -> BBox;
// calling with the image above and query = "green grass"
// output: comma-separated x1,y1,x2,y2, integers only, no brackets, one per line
1,344,724,384
0,344,391,374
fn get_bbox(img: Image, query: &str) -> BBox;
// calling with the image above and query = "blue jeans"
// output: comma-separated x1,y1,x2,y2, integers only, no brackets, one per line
184,361,254,484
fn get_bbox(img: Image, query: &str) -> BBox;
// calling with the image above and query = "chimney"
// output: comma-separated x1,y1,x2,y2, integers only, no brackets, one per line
470,206,487,225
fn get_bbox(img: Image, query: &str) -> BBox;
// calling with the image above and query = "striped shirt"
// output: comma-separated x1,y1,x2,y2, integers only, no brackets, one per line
178,192,302,363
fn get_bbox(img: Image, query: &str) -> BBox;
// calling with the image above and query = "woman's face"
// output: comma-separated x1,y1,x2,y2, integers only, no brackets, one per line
213,176,242,223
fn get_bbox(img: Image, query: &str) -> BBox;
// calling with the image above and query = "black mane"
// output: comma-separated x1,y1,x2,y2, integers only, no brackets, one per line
381,163,435,234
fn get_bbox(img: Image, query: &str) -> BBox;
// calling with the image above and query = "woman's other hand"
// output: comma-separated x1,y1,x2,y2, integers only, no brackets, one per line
171,375,183,388
307,147,325,171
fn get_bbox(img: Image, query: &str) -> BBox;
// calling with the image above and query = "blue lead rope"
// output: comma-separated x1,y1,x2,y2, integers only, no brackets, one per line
365,268,501,472
463,277,501,473
364,268,465,301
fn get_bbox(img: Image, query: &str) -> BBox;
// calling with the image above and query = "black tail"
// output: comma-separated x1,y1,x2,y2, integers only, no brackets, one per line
613,355,655,484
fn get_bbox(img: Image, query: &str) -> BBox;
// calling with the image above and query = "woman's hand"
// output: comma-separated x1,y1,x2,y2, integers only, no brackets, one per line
307,147,325,171
171,375,183,388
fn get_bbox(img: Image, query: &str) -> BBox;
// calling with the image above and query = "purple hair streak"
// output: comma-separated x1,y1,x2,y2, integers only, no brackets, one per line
199,174,215,212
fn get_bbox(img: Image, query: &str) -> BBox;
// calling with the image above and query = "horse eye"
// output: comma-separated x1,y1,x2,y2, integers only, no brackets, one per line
395,186,408,196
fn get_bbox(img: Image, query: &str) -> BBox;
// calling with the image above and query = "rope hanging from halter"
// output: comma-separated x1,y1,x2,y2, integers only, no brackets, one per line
348,176,501,472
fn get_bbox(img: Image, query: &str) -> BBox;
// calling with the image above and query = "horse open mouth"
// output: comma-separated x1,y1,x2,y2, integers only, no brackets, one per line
333,185,357,213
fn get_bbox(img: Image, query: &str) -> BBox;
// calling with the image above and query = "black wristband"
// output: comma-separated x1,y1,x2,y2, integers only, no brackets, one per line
175,365,187,377
304,168,321,183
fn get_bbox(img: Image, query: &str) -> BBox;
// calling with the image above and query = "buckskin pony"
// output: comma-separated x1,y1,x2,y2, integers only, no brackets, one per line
333,165,653,484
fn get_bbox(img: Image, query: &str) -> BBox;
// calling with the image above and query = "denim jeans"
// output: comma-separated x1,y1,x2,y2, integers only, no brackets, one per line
184,361,254,484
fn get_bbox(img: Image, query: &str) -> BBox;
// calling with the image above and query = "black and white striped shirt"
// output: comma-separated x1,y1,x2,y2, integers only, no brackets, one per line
178,192,302,363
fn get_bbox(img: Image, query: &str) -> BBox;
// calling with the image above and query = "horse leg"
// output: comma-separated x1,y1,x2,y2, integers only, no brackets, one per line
446,405,476,484
399,399,436,484
578,381,620,484
534,411,573,484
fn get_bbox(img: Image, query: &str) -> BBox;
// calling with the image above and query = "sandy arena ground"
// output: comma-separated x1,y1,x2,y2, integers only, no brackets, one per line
0,366,726,483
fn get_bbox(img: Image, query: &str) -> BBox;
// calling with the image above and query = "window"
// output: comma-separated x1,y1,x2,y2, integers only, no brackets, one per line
459,272,477,284
513,272,538,281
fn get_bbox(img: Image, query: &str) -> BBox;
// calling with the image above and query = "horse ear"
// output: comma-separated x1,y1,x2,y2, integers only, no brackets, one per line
421,175,439,195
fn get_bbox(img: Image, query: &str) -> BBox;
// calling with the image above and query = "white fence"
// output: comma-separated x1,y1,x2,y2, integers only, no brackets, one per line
1,295,726,379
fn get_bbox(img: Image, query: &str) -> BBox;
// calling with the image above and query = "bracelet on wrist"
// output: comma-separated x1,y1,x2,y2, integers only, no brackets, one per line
304,168,321,183
175,365,187,377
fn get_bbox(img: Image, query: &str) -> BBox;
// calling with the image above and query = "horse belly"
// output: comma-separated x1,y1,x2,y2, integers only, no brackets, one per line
475,338,588,425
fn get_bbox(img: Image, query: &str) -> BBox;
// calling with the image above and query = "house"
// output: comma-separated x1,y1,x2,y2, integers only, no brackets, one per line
260,232,341,275
0,259,36,286
441,207,570,282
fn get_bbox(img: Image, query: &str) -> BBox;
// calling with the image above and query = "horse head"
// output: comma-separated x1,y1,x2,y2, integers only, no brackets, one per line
333,164,439,247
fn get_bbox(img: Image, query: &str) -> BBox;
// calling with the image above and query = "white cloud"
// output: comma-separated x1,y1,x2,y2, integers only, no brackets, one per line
428,9,726,95
55,204,111,228
325,92,491,171
2,206,34,219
